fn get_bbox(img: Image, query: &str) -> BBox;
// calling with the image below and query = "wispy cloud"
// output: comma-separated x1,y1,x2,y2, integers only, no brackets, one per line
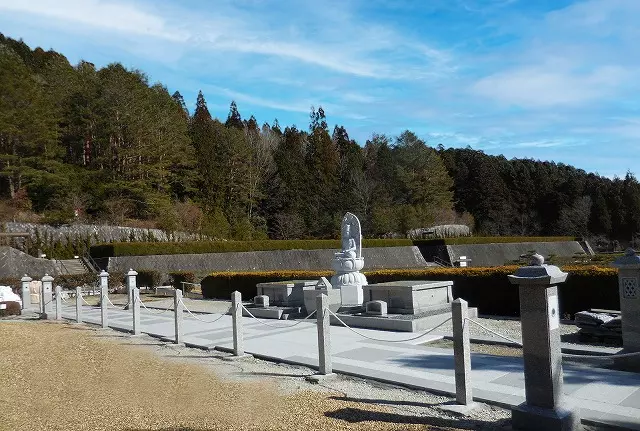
1,0,639,176
0,0,188,41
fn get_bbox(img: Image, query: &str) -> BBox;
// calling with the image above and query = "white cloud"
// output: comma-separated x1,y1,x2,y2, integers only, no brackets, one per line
471,65,631,107
204,85,341,115
0,0,188,41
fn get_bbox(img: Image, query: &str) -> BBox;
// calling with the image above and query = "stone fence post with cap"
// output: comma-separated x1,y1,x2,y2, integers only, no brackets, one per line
126,269,137,309
20,275,32,310
99,270,109,329
41,274,54,319
612,248,640,371
507,253,580,431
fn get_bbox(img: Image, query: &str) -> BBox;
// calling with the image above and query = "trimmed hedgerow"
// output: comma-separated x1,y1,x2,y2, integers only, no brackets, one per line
413,236,577,247
200,265,617,317
0,301,21,317
90,236,578,258
136,269,162,288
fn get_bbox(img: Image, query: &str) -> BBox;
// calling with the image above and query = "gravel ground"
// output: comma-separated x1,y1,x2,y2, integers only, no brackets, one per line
437,316,580,344
0,317,514,431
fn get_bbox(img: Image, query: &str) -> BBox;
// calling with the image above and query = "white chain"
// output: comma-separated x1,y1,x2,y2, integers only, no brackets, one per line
105,295,130,310
180,298,230,324
241,304,317,328
328,309,452,343
139,299,174,315
80,294,93,306
466,318,523,346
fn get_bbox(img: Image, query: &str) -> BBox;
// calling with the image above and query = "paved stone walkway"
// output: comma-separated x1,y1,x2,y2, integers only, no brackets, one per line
51,300,640,430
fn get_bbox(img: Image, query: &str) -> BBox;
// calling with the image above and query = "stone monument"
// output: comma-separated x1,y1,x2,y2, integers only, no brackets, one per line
331,212,367,307
612,248,640,371
508,253,580,431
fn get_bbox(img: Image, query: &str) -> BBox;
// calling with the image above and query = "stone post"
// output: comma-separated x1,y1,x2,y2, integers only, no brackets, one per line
55,285,62,320
232,291,243,356
20,275,32,310
452,298,472,405
317,293,332,375
612,248,640,371
126,269,138,308
100,271,109,329
132,287,141,335
508,254,580,431
174,288,183,344
75,286,82,324
41,274,54,319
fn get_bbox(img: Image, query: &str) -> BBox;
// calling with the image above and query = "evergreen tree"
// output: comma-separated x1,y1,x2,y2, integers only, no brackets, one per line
225,101,243,129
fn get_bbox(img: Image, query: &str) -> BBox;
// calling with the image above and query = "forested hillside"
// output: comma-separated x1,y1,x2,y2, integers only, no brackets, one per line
1,34,639,246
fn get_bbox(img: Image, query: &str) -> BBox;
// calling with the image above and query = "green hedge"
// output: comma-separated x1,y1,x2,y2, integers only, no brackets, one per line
90,236,577,258
413,236,577,246
200,266,617,317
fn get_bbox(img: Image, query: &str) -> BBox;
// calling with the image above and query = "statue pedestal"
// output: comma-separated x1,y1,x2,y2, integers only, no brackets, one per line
331,257,367,307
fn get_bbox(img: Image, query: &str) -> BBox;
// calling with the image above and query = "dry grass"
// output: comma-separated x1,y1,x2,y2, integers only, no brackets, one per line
0,321,466,431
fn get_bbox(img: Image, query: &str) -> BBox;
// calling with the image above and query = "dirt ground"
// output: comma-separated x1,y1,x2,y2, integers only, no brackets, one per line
0,319,508,431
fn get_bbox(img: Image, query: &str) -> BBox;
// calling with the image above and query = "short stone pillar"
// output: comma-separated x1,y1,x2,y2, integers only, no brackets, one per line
75,286,82,324
55,286,62,320
174,288,183,344
127,269,138,308
508,254,580,431
100,271,109,329
316,293,332,375
232,291,244,356
132,287,141,335
612,248,640,370
452,298,472,405
20,275,32,310
41,274,54,319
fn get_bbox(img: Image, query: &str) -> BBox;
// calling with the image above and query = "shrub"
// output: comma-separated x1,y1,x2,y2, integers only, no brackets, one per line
169,271,197,292
136,269,162,288
0,301,21,317
200,265,618,317
55,274,97,290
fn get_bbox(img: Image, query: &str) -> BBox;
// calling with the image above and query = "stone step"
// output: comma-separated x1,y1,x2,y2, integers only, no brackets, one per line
57,259,87,275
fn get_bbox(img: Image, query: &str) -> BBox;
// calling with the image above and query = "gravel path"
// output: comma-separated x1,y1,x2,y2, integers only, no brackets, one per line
0,318,511,431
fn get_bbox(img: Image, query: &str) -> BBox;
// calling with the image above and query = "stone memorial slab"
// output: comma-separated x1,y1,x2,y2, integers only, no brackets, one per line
256,280,316,307
363,280,453,315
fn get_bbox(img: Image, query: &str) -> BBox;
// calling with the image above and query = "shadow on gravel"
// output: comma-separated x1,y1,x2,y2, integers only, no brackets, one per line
329,395,444,408
325,407,510,430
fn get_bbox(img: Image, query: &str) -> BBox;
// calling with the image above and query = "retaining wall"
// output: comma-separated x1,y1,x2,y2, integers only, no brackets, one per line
106,246,433,274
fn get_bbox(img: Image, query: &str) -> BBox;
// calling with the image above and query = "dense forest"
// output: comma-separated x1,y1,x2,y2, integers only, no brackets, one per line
1,34,639,247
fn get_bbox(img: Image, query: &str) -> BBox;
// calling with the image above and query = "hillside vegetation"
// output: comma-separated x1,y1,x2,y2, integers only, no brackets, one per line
1,33,639,249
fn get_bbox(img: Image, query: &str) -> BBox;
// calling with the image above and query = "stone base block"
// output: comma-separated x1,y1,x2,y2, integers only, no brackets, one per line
222,353,253,362
511,403,581,431
305,373,336,383
613,353,640,372
439,401,482,415
340,285,363,307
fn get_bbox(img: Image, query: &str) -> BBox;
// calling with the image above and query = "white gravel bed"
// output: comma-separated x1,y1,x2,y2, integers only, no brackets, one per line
438,316,579,343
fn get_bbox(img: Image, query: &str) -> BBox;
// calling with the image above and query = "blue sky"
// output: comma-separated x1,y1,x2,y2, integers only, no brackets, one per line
1,0,638,178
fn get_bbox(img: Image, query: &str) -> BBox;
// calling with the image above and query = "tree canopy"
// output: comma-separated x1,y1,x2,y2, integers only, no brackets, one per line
0,33,638,248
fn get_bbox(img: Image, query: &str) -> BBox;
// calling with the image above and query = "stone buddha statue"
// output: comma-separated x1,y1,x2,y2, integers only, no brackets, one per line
331,212,367,307
335,223,357,259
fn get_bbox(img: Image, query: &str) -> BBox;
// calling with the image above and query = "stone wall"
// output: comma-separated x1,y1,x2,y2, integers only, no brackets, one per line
3,222,204,253
446,241,589,267
106,246,434,275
